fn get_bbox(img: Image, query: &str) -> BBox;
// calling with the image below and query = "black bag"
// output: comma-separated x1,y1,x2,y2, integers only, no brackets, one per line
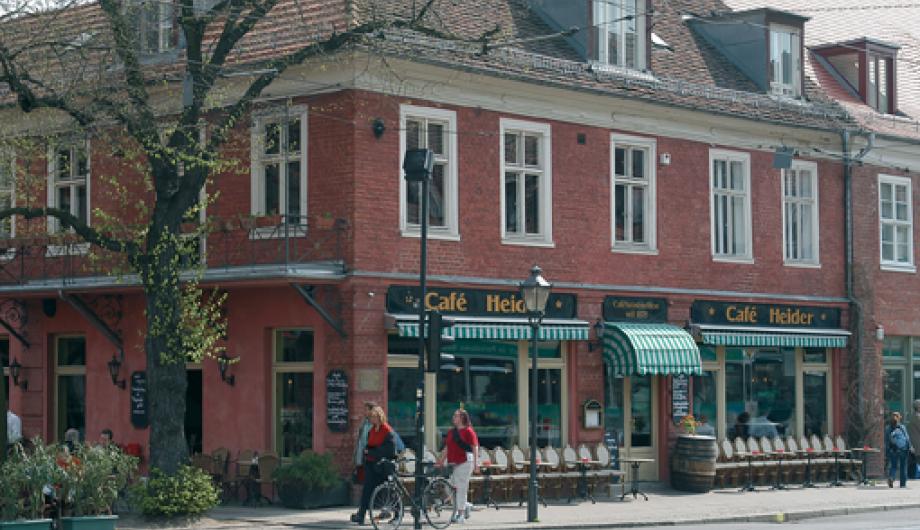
451,428,473,453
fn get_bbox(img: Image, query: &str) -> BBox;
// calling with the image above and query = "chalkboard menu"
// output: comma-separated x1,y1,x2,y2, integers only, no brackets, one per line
326,369,349,433
130,371,148,429
671,374,690,422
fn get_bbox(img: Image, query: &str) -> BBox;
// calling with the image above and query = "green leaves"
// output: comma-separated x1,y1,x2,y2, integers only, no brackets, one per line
129,465,220,517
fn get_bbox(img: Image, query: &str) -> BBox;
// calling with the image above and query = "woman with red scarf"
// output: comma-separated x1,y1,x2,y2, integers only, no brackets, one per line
438,409,479,524
351,406,397,525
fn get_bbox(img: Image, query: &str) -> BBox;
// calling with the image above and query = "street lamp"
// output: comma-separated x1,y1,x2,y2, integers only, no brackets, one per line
403,147,433,530
520,265,551,523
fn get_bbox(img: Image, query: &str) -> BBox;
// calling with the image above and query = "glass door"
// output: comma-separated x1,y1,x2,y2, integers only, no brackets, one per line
603,367,657,480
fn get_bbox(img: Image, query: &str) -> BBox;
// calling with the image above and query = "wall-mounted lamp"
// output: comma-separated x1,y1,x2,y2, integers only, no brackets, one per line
9,358,27,390
588,318,604,352
372,118,386,139
217,352,238,386
107,354,126,389
876,325,885,342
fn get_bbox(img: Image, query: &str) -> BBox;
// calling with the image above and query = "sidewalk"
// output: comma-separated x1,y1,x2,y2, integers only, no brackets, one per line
118,480,920,530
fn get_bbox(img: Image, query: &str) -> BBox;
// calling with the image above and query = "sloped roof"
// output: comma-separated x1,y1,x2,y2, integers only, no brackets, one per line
0,0,853,133
723,0,920,140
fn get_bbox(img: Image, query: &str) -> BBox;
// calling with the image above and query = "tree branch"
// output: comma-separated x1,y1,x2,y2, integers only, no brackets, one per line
0,207,138,256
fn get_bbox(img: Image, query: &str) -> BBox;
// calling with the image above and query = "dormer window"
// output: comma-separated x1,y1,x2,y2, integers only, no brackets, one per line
594,0,646,69
814,38,898,115
769,26,801,97
127,0,174,54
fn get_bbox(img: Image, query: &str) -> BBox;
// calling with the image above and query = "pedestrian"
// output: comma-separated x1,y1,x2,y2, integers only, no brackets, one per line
907,400,920,479
100,428,114,447
351,405,397,526
437,409,479,524
352,401,376,485
885,411,913,488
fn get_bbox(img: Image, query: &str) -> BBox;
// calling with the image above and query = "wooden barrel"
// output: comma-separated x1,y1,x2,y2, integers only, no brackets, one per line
671,434,717,492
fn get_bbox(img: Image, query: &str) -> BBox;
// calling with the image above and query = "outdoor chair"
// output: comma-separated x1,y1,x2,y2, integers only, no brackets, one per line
835,435,862,481
715,439,741,487
492,446,513,502
510,445,529,506
541,446,564,499
560,445,583,501
255,453,280,504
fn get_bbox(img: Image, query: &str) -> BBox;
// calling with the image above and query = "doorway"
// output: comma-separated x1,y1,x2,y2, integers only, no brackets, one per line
185,369,203,454
603,368,658,480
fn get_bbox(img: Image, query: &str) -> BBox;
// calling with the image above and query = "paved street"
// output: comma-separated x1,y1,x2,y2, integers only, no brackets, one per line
118,481,920,529
631,508,920,530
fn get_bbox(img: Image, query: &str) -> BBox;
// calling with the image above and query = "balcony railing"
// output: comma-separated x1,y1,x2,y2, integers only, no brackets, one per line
0,215,347,288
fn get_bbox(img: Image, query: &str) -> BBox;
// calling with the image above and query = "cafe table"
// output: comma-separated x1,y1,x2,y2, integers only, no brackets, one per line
477,461,504,510
572,457,602,504
828,447,848,487
796,447,818,488
734,450,762,492
850,446,881,486
619,457,653,501
520,461,553,507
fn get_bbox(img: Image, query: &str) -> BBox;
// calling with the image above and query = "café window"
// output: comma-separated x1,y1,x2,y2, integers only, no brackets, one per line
1,338,8,402
818,41,897,114
769,26,801,97
251,108,308,231
782,161,819,266
55,336,86,442
0,156,14,239
273,329,314,457
500,119,553,246
881,336,920,416
611,134,656,253
48,140,89,235
593,0,646,70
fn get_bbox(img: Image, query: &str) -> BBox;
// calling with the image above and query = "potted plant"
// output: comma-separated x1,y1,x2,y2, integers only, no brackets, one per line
273,451,348,509
58,443,139,530
0,440,62,530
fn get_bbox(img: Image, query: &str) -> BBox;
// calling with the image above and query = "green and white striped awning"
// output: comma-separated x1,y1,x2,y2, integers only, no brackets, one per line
391,316,590,341
602,322,702,376
699,326,849,348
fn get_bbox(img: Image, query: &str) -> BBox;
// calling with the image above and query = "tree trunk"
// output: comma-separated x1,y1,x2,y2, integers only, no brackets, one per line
144,227,189,473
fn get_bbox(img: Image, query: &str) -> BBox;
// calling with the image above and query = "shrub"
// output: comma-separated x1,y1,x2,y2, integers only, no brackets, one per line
130,465,219,518
272,451,339,492
60,443,139,516
0,439,65,522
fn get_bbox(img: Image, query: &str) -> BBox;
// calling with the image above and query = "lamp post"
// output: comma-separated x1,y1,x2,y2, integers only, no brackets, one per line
520,265,551,523
403,147,434,530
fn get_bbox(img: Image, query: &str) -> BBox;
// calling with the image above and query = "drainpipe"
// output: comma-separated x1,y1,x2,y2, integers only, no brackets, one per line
842,129,874,435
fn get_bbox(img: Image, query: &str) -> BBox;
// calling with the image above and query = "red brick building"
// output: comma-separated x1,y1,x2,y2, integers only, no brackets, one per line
2,0,917,483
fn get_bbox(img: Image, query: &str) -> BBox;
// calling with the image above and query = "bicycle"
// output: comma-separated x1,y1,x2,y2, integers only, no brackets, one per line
368,458,457,530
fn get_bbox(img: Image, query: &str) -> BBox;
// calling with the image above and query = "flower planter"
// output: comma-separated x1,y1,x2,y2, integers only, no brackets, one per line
278,480,350,509
0,519,53,530
671,434,717,493
60,515,118,530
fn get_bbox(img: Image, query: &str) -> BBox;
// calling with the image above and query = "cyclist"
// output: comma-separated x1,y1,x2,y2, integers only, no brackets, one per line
352,406,398,525
438,409,479,524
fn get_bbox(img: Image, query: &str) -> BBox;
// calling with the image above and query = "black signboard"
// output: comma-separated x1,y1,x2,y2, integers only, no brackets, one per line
671,374,690,422
326,369,349,433
690,300,841,329
604,429,620,474
603,296,668,323
386,286,577,319
130,371,148,429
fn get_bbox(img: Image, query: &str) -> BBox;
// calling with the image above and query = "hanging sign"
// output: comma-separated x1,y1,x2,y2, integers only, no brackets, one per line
326,369,349,433
602,296,668,323
130,371,148,429
671,374,690,422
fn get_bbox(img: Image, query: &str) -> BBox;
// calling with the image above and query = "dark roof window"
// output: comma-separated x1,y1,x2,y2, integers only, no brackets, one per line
813,38,898,115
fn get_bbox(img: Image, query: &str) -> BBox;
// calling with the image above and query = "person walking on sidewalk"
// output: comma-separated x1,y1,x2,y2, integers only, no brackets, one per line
351,406,397,526
907,400,920,479
438,409,479,524
885,411,913,488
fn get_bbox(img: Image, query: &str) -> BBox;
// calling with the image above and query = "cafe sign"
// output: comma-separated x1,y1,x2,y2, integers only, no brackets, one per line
386,286,577,319
603,296,667,323
690,300,841,329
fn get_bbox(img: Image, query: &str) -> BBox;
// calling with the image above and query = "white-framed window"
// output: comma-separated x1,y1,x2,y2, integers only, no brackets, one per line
611,134,655,253
500,118,553,246
47,139,90,235
709,149,752,262
250,107,308,237
879,174,914,271
782,161,819,266
128,0,174,54
399,105,458,240
0,155,15,239
594,0,646,69
769,25,801,97
272,328,314,458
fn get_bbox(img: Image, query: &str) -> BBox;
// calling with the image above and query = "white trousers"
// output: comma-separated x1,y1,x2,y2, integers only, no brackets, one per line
450,461,473,514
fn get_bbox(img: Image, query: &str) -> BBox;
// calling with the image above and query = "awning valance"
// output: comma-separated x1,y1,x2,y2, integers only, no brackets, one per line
602,322,702,376
388,314,590,341
698,325,849,348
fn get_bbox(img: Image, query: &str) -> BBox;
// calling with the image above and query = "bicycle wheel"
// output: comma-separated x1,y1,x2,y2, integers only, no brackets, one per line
369,481,404,530
422,477,456,529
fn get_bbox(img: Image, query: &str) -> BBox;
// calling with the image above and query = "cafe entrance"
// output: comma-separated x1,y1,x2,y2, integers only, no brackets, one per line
603,371,658,480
